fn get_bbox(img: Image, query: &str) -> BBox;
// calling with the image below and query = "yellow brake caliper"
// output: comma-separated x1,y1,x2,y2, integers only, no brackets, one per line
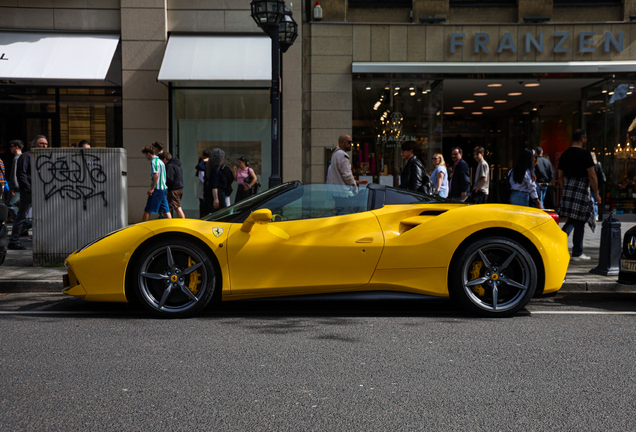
187,256,202,295
469,261,485,296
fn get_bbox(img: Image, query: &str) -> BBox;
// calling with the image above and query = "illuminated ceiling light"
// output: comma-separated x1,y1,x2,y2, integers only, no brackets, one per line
522,112,529,114
494,100,507,103
365,83,372,90
410,91,416,96
394,91,399,96
487,83,502,87
472,112,483,115
444,112,455,115
602,89,608,93
609,91,615,95
408,83,415,91
508,92,522,96
384,82,390,90
482,106,494,110
474,92,488,96
524,83,540,87
453,106,465,109
532,107,538,111
394,84,401,90
462,100,475,103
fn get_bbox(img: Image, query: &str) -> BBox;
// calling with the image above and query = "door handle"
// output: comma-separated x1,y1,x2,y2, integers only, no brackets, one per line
356,237,373,243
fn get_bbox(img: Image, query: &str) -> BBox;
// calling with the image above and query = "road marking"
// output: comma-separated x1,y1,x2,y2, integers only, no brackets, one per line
531,311,636,315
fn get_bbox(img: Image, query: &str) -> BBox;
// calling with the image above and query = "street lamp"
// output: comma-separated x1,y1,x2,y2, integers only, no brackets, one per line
250,0,298,188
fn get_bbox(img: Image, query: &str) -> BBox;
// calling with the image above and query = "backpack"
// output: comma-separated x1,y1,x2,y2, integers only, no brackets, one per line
494,173,512,204
419,172,435,195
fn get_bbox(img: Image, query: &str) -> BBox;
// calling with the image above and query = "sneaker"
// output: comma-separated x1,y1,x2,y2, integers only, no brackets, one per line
571,254,591,261
7,243,26,250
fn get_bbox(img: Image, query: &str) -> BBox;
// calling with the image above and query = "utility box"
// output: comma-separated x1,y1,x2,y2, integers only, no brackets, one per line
31,148,128,265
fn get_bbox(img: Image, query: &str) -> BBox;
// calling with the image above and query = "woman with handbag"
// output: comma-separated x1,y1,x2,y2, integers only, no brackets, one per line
233,157,258,203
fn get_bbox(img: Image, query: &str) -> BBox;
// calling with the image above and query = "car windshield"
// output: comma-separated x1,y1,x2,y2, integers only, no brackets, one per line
202,183,370,223
202,182,295,222
257,184,369,221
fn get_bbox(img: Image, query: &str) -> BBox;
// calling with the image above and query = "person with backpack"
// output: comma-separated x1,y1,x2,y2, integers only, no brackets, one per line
233,156,258,203
399,140,433,194
159,152,185,218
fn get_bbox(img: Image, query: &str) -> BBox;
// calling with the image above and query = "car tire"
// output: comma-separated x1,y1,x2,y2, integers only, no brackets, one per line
131,237,216,318
449,236,537,317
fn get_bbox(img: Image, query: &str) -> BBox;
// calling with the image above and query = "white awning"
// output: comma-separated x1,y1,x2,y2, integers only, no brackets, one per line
158,35,272,85
0,32,120,84
353,61,636,74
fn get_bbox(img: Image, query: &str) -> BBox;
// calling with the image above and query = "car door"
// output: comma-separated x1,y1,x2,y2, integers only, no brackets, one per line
225,185,384,295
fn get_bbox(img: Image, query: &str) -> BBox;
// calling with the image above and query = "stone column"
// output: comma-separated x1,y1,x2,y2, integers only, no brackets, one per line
120,0,169,223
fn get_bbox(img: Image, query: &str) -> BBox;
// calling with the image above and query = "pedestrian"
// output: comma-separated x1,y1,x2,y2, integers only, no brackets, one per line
204,148,228,212
6,140,23,221
222,163,234,206
399,140,432,193
0,154,5,198
509,148,542,209
449,146,470,202
196,150,211,217
152,141,164,156
327,134,365,215
8,135,48,250
233,157,258,203
79,140,91,149
70,142,79,148
590,151,605,221
141,145,172,222
557,129,601,261
159,152,185,218
471,146,489,204
534,146,553,208
430,153,449,198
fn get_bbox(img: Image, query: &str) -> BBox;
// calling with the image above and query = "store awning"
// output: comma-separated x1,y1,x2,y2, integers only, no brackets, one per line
352,61,636,74
0,32,120,85
158,35,271,85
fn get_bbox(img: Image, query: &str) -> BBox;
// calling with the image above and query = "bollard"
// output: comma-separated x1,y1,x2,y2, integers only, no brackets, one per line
590,212,621,276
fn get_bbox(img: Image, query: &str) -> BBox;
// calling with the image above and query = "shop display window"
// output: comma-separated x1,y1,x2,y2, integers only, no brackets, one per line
171,88,271,218
352,77,442,187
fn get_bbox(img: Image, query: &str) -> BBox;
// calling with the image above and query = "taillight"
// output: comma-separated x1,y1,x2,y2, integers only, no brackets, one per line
545,210,559,224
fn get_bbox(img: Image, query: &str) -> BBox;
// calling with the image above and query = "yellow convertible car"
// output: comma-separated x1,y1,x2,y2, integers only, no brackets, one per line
63,182,569,318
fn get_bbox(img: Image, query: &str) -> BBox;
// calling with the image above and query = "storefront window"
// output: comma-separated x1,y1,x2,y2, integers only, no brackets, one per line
171,88,271,218
585,81,636,214
0,87,122,149
352,77,442,187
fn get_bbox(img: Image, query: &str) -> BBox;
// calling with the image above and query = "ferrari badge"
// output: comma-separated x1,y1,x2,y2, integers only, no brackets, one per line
212,227,223,238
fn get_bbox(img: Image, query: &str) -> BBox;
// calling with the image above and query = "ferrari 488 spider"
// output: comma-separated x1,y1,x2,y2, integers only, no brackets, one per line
63,182,569,318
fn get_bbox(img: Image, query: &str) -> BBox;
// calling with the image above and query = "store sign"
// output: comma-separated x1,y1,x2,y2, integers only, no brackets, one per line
450,31,624,54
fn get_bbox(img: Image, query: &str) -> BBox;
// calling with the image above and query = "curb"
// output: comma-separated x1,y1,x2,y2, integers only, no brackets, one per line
0,280,64,293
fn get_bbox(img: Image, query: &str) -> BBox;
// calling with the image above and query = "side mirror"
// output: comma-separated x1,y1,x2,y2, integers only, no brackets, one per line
240,209,273,233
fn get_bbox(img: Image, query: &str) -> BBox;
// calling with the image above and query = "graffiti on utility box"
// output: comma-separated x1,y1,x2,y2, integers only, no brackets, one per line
36,151,108,207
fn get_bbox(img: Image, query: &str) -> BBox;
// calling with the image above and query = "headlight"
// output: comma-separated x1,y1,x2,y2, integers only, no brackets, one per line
77,227,127,253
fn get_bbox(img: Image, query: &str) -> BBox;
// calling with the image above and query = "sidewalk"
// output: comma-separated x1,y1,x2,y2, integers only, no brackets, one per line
1,219,636,294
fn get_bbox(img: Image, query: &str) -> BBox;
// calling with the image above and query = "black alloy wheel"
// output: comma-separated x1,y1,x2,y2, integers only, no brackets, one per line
132,237,216,318
449,236,537,317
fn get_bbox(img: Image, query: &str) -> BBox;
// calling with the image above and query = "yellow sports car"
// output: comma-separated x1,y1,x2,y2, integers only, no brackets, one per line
63,182,569,318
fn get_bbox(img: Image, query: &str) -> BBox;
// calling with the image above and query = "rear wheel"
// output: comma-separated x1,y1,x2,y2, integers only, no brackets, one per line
132,237,216,318
449,237,537,317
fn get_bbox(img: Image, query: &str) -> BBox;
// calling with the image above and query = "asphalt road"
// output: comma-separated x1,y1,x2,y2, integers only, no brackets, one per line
1,292,635,431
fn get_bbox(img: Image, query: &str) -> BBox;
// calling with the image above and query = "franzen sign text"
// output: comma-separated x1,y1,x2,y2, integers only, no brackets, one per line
450,31,624,54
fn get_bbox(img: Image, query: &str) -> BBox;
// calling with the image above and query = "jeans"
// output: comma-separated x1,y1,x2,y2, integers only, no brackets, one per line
9,191,31,244
562,218,586,257
536,182,548,207
472,190,488,204
510,190,530,207
7,191,19,219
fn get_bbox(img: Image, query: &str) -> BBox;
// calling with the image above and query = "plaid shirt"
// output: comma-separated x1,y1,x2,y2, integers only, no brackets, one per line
557,177,596,232
0,158,5,189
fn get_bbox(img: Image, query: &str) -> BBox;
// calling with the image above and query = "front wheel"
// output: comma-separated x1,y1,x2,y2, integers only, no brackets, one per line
131,237,216,318
449,237,537,317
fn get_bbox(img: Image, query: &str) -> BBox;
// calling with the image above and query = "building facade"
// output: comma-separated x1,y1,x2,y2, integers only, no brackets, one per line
3,1,636,220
